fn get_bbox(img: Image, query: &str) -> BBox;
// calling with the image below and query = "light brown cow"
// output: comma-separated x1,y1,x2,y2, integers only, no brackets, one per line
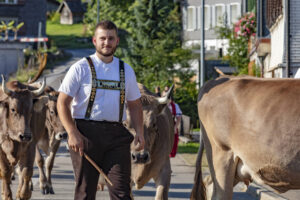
191,76,300,200
0,76,46,200
32,85,67,194
98,84,174,199
126,84,174,200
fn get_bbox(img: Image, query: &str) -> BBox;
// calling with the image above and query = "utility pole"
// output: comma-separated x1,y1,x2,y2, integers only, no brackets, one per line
200,0,205,87
97,0,100,23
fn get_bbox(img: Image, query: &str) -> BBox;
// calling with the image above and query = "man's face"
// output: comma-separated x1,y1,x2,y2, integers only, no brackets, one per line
93,28,119,57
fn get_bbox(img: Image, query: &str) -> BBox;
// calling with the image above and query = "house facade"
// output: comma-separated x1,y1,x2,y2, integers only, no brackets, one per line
251,0,300,78
181,0,247,80
0,0,47,37
0,0,47,77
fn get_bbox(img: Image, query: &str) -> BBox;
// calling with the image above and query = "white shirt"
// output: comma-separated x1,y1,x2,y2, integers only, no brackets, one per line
59,53,141,122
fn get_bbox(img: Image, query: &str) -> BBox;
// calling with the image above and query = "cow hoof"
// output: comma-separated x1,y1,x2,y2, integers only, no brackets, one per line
49,187,55,194
41,187,49,195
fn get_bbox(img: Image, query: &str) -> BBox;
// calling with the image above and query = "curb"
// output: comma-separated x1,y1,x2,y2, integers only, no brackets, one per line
246,183,288,200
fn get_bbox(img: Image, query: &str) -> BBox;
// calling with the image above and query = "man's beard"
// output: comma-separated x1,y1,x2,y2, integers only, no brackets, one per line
96,46,117,57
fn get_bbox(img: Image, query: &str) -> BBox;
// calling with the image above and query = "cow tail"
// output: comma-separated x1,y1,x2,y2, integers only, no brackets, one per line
190,122,206,200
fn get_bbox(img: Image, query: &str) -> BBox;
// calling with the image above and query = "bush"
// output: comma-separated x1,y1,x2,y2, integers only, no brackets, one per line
48,12,60,24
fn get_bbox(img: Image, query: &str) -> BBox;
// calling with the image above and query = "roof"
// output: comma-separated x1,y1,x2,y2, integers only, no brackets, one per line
47,0,60,6
57,0,84,14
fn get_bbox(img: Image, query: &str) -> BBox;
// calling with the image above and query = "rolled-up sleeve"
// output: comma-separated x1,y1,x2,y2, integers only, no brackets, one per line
58,64,82,98
125,65,141,101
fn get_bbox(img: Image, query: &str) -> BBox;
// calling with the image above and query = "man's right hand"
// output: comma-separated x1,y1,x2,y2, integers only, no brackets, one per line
68,129,84,156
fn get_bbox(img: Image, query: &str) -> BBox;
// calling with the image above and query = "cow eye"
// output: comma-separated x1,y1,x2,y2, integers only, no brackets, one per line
50,110,55,115
11,108,16,113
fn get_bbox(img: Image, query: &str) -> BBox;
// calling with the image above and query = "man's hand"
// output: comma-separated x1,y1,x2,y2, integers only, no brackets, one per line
57,92,84,156
127,98,144,151
68,129,84,156
134,133,145,151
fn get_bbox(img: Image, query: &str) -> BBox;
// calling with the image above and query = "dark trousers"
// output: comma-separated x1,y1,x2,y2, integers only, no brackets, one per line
69,119,134,200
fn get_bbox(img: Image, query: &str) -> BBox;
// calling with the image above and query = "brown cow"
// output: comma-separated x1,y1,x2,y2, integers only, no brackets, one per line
98,84,174,199
0,75,46,200
191,76,300,200
31,85,67,195
126,84,174,199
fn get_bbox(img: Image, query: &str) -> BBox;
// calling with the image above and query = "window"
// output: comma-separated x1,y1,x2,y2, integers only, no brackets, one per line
0,0,17,4
204,6,211,30
197,6,211,30
215,5,225,27
187,6,196,30
230,4,240,24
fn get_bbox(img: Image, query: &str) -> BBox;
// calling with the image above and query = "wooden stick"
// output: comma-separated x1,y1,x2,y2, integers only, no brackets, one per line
83,153,113,186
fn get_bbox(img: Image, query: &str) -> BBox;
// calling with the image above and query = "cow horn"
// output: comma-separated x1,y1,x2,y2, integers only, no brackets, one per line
32,77,46,96
1,74,12,96
156,84,174,104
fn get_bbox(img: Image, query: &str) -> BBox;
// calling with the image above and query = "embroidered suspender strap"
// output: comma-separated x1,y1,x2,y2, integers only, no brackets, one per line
119,60,125,123
85,56,97,120
84,57,125,122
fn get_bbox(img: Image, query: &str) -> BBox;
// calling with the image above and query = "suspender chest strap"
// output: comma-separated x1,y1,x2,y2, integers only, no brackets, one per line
84,57,125,123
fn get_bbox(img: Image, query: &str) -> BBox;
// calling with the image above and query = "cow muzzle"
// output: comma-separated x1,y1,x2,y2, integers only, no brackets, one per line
131,151,151,164
19,132,32,142
55,132,68,140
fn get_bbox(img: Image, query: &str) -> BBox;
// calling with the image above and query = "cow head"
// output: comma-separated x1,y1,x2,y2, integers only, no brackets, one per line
0,75,46,143
45,91,67,147
125,84,173,187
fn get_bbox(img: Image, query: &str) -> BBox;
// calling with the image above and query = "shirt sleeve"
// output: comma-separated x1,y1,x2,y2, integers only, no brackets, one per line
58,62,82,98
175,103,182,115
125,64,141,101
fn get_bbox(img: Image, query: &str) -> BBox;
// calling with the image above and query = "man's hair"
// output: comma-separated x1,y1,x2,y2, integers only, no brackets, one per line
94,20,118,35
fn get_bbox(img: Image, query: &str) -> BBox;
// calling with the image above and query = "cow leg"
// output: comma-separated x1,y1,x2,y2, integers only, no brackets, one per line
16,144,35,200
0,164,13,200
206,142,236,200
45,141,60,194
153,159,172,200
35,145,49,194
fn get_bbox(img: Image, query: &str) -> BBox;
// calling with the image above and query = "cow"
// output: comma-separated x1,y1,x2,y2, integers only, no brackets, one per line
126,84,174,199
0,75,46,200
30,84,67,195
98,84,174,199
191,76,300,200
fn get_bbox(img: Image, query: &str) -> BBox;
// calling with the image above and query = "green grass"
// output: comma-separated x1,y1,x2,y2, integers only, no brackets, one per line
177,142,200,154
46,22,93,49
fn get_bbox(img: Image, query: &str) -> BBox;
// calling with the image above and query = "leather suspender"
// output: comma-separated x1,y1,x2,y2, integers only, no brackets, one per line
84,57,125,122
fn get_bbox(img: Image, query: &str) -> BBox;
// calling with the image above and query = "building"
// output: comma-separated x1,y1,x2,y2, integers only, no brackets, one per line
57,0,85,25
47,0,60,16
250,0,300,78
0,0,47,37
0,0,47,78
181,0,247,80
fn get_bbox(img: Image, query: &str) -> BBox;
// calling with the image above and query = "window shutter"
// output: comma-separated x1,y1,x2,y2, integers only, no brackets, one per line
197,6,201,30
192,7,196,30
212,5,215,27
222,5,226,26
182,6,187,30
227,4,231,26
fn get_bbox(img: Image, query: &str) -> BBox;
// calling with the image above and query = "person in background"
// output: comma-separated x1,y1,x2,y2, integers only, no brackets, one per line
155,86,161,97
162,86,182,157
57,20,144,200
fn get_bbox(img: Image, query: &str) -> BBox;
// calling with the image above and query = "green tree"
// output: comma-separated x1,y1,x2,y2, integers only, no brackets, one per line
84,0,198,127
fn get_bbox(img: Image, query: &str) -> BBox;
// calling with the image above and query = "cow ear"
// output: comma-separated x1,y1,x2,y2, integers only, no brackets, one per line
33,95,49,112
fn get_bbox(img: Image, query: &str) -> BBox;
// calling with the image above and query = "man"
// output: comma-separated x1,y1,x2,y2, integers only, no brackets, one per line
57,20,144,200
162,86,182,157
